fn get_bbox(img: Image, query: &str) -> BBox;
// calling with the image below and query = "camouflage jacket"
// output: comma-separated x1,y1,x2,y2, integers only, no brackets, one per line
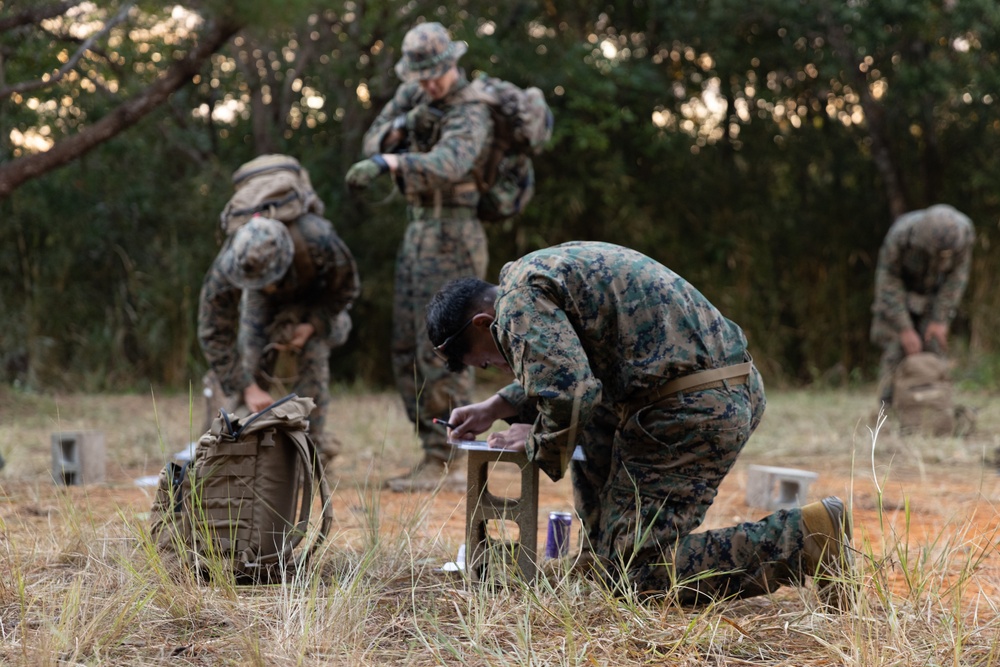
197,213,360,396
491,241,748,480
362,73,493,209
871,204,974,339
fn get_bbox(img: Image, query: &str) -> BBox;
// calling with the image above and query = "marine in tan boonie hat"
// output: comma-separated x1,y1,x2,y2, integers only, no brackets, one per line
394,22,468,82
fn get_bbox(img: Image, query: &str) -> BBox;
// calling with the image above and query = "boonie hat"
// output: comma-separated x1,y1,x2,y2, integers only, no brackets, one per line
394,22,468,82
222,216,294,289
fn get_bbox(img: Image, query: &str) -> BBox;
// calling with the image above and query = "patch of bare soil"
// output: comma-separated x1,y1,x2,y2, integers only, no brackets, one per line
2,388,998,607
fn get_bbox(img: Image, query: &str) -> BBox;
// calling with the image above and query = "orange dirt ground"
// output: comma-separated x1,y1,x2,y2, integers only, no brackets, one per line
5,453,998,605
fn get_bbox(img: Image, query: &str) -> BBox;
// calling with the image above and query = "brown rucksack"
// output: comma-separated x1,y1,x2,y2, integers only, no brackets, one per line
892,352,955,436
218,154,325,234
150,394,332,582
454,74,554,222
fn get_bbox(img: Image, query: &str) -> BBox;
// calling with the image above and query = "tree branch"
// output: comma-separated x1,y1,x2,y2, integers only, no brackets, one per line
0,2,133,102
0,0,84,33
0,16,243,199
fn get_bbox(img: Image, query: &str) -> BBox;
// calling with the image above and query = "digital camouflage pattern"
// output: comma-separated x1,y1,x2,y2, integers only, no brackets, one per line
394,22,468,82
198,213,359,461
491,241,817,600
362,76,493,209
221,216,295,290
363,49,492,461
870,204,974,395
492,241,749,479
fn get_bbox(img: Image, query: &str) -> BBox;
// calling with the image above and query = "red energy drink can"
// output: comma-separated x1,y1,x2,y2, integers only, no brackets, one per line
545,511,573,558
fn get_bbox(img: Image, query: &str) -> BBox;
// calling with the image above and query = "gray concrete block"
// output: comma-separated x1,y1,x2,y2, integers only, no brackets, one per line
51,431,106,485
745,464,817,510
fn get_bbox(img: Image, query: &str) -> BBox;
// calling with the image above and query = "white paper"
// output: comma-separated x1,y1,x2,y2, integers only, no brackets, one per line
451,439,493,451
451,440,586,461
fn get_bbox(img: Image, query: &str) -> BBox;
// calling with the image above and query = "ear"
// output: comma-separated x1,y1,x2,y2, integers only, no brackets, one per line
471,312,494,330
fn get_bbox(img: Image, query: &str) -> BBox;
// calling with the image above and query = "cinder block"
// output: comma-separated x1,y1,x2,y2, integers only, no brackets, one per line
745,464,817,511
51,431,106,485
465,447,539,582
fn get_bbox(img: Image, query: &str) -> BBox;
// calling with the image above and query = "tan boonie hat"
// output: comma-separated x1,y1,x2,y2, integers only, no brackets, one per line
394,22,468,82
222,216,294,289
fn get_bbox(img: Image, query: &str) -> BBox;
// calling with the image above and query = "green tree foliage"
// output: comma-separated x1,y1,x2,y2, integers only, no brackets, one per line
1,0,998,390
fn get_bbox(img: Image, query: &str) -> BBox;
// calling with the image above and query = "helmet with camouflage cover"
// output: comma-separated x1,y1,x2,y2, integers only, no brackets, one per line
394,22,468,82
222,216,294,289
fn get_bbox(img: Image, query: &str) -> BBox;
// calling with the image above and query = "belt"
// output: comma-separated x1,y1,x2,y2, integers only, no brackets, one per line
628,357,754,408
407,204,476,221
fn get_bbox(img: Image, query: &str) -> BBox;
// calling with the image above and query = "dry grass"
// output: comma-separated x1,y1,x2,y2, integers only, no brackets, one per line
1,384,999,665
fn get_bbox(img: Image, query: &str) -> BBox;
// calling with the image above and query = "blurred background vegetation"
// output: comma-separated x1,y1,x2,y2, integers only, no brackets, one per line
1,0,999,392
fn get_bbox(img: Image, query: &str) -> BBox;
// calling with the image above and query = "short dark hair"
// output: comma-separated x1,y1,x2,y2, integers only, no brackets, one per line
426,277,494,372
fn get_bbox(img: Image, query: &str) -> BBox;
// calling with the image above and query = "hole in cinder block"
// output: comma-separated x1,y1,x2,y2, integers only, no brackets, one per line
59,438,77,463
486,519,520,542
62,471,78,485
486,461,522,500
778,480,803,505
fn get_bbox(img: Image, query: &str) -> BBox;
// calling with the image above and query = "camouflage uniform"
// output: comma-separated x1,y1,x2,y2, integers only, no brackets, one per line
491,242,818,602
870,204,974,403
361,23,491,465
197,213,359,462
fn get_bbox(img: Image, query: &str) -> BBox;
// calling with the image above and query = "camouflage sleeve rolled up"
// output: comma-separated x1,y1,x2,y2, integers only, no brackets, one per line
362,82,420,156
197,249,246,397
492,288,602,480
394,97,491,195
493,242,748,482
496,381,529,413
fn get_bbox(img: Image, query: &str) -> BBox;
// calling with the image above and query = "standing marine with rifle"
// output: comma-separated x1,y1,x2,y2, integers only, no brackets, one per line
345,22,494,492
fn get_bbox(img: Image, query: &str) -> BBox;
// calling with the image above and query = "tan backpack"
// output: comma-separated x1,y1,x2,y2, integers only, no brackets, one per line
218,154,325,234
150,394,332,582
455,74,554,222
892,352,955,436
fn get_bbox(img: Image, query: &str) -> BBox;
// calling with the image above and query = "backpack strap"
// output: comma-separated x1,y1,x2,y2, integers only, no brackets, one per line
287,429,334,568
244,428,331,570
285,218,317,289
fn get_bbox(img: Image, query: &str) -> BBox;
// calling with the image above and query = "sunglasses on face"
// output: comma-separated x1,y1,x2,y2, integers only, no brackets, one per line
432,316,476,362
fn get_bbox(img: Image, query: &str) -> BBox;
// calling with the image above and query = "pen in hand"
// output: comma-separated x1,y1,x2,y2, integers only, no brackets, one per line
432,418,455,429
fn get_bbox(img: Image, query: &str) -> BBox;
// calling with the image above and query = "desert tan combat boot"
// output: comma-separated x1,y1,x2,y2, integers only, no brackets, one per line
800,495,855,609
384,454,465,493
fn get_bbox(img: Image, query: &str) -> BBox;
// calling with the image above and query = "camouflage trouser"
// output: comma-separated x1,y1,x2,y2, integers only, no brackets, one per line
207,310,350,465
392,207,488,462
577,367,813,604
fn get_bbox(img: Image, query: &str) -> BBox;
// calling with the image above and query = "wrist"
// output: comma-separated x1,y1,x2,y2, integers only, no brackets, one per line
371,154,389,173
487,393,518,419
